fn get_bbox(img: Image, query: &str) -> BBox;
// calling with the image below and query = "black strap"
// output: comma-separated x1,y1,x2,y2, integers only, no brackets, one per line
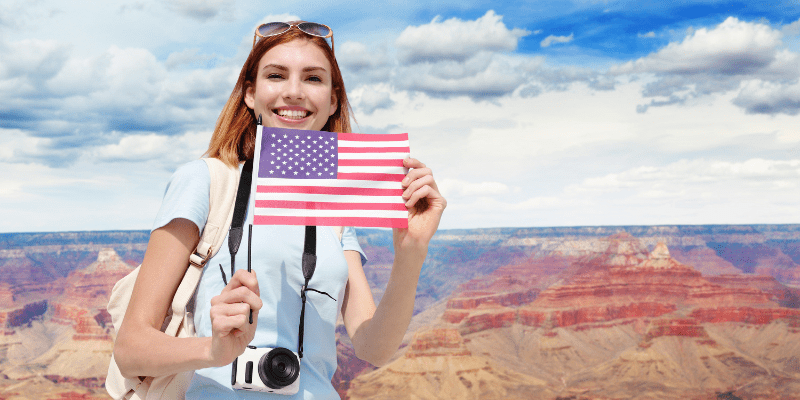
221,157,332,359
228,158,253,277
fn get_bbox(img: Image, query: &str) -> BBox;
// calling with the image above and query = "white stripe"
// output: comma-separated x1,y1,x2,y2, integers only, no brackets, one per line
338,166,406,174
254,208,408,218
255,192,404,204
338,140,409,148
337,152,409,160
257,178,400,190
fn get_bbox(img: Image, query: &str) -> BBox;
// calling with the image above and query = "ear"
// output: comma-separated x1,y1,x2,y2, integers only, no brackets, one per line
244,82,255,110
329,91,338,117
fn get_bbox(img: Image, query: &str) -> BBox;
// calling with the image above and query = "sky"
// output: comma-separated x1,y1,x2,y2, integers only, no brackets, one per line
1,0,800,232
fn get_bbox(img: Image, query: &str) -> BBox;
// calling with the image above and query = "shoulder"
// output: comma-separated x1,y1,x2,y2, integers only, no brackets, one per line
151,159,211,233
172,159,211,182
341,226,368,266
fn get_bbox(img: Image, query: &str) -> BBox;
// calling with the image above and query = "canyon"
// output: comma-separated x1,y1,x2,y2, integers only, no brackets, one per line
1,225,799,399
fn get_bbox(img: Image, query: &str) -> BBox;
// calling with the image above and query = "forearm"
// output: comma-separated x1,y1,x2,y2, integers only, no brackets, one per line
352,244,427,366
114,324,214,378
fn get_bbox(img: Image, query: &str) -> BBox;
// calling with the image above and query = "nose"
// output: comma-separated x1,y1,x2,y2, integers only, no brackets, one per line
283,75,304,100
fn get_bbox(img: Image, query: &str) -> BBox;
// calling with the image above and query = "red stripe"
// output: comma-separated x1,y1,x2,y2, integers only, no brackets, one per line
339,147,410,153
336,173,405,182
338,159,405,167
257,185,403,196
337,132,408,142
255,200,407,211
254,215,408,228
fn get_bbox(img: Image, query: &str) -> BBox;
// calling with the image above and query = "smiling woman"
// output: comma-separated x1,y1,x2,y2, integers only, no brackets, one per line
110,20,446,400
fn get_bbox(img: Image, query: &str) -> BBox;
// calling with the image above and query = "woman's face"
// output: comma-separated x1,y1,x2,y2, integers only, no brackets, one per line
245,39,338,131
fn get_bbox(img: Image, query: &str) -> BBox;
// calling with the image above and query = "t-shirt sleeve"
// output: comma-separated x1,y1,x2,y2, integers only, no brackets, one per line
151,159,210,235
341,226,368,266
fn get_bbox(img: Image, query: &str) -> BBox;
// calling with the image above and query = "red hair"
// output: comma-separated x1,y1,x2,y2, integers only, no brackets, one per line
206,28,353,167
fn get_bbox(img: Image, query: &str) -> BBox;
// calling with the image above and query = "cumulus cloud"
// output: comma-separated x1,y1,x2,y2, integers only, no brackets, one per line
613,17,781,76
610,17,800,115
540,33,574,48
733,79,800,115
0,33,236,167
354,88,395,115
164,0,234,21
395,10,530,63
394,55,527,98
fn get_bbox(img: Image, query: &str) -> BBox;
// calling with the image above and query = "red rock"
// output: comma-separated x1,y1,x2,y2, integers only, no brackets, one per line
689,307,800,324
644,318,710,341
459,309,516,335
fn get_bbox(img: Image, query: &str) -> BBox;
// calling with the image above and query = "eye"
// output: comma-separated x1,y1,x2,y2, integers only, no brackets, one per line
307,75,323,83
267,73,284,80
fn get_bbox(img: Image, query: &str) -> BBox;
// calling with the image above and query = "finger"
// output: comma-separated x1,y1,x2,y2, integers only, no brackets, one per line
211,302,252,318
405,184,436,210
403,174,437,201
211,314,249,336
228,270,260,296
401,167,432,188
403,157,426,168
211,286,263,311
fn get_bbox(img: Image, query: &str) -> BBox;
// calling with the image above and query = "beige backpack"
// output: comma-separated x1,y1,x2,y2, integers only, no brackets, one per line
105,158,240,400
105,158,344,400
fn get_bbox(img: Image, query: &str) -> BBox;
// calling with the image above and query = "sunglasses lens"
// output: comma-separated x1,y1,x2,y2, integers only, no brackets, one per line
298,22,331,37
258,22,291,37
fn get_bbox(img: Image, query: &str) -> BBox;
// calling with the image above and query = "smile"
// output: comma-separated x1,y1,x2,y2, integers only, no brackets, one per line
274,109,310,120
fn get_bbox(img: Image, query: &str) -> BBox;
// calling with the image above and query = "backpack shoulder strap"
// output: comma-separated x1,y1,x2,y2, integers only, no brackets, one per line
193,157,240,264
164,157,239,336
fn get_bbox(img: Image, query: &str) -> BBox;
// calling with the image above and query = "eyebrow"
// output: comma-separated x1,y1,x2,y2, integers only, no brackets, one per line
261,64,329,73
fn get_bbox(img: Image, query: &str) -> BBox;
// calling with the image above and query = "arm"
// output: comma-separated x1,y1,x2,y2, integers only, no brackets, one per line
340,157,446,366
113,218,262,378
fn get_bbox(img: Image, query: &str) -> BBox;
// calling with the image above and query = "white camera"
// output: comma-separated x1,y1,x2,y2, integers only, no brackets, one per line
231,346,300,395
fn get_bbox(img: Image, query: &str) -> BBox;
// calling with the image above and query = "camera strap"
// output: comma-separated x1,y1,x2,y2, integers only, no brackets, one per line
223,158,334,359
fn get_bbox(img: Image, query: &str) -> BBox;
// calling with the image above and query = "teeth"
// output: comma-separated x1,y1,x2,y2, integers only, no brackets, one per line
276,109,308,119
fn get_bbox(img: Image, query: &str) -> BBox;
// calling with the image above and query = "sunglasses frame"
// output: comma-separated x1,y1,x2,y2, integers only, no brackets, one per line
253,21,334,53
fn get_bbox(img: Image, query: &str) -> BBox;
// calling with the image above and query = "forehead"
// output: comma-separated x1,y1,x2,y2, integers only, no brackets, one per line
258,39,331,72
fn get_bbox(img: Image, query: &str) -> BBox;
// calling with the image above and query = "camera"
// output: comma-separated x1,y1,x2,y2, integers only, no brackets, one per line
232,345,300,395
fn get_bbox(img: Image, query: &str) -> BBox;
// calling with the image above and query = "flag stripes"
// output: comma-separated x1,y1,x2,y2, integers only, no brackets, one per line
251,127,410,228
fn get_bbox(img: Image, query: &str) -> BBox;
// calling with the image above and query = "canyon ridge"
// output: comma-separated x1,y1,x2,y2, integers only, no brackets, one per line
1,224,799,399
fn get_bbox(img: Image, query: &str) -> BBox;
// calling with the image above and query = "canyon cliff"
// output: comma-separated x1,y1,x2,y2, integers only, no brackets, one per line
2,225,800,399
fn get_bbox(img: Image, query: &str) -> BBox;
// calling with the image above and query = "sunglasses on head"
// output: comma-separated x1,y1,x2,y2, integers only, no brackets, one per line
253,21,334,52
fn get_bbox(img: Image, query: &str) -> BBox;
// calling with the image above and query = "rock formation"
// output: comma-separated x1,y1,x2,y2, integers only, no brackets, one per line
347,328,554,400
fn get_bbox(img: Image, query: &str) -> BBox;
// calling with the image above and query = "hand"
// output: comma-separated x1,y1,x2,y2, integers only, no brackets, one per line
395,157,447,252
208,269,262,367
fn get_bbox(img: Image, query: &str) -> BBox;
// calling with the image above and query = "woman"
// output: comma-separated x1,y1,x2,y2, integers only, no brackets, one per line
113,21,446,399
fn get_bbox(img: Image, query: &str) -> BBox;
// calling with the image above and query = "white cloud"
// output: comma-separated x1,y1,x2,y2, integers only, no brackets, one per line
733,79,800,115
165,48,217,69
540,33,574,48
571,158,800,194
0,39,69,82
164,0,234,21
394,54,526,98
395,10,530,63
608,17,800,115
91,130,210,166
613,17,781,75
353,86,395,115
638,31,656,38
438,178,511,197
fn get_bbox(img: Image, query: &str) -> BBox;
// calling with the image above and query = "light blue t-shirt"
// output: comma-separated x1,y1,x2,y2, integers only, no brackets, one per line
152,159,367,400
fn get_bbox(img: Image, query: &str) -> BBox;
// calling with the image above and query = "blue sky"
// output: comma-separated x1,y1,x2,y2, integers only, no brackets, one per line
1,0,799,232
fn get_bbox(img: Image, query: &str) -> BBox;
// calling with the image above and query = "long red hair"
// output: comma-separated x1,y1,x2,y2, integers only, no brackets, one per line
205,27,352,167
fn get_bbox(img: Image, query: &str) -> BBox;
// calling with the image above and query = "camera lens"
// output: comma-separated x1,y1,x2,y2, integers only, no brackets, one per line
258,348,300,389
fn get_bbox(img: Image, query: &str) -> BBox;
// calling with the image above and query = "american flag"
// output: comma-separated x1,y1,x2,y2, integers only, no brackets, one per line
250,126,410,228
